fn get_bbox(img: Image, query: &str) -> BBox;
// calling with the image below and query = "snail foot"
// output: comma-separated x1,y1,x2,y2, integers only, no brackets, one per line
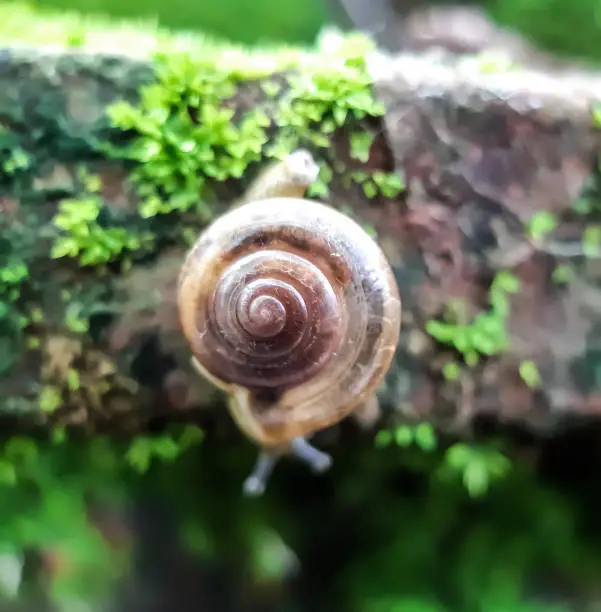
290,437,332,473
242,438,332,496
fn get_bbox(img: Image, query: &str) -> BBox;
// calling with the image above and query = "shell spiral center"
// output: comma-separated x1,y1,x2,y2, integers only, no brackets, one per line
202,248,342,388
237,280,306,339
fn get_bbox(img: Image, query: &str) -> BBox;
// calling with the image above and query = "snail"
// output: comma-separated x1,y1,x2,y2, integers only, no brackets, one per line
178,149,402,495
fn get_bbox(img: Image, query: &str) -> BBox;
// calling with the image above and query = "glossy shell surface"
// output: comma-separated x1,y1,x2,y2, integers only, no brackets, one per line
178,198,401,446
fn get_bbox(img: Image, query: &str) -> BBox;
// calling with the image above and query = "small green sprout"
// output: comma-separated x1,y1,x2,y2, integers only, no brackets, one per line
375,423,438,452
519,360,541,389
443,443,511,498
526,211,557,241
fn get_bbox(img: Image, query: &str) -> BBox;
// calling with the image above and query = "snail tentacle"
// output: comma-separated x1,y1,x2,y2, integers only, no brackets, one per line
290,437,332,472
243,452,277,497
242,437,332,497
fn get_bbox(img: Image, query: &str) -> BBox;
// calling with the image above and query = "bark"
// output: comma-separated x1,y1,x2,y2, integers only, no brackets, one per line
1,46,601,437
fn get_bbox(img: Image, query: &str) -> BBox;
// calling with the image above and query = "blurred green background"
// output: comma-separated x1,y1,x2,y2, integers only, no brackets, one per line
10,0,601,62
24,0,329,45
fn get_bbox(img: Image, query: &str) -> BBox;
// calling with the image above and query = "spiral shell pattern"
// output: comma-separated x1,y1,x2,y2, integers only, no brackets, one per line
205,246,341,388
178,197,401,444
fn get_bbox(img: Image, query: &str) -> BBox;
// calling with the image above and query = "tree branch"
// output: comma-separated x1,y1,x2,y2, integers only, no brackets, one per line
1,44,601,438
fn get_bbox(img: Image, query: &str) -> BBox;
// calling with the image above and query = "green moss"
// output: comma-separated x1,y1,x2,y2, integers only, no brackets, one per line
106,51,273,219
268,33,405,197
50,194,153,266
102,29,403,226
124,426,204,474
352,169,405,199
594,104,601,127
39,385,63,414
526,210,558,241
0,249,31,375
519,360,542,389
426,270,521,369
375,421,512,498
270,34,385,153
375,423,438,453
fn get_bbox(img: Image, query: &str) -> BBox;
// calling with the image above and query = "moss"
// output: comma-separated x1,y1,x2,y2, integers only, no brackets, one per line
102,28,404,228
0,241,32,376
50,179,153,268
106,51,273,219
426,270,521,369
0,5,405,289
0,9,405,431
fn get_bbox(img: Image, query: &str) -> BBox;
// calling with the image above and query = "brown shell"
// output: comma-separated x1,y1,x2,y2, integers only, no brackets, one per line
178,197,401,447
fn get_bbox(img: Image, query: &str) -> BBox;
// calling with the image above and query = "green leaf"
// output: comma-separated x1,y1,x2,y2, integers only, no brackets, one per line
552,264,573,284
372,171,404,197
464,350,480,367
125,438,153,474
445,444,474,470
470,329,501,356
39,386,62,413
473,313,505,342
307,180,329,199
332,105,347,126
66,368,80,391
593,104,601,127
125,435,183,474
463,460,490,498
492,271,520,294
583,225,601,258
374,429,393,448
310,132,330,148
350,170,368,184
177,426,205,450
394,425,413,447
50,238,80,259
349,132,374,163
526,211,557,241
362,180,378,199
321,118,336,133
486,451,511,478
425,320,457,344
0,262,28,284
572,197,591,214
83,173,102,193
51,427,67,445
519,359,541,389
414,423,437,452
5,436,38,466
260,81,281,97
0,460,16,486
442,361,461,380
452,329,472,355
152,436,182,461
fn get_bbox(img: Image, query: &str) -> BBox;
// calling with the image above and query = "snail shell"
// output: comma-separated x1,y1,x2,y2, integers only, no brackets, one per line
177,197,401,448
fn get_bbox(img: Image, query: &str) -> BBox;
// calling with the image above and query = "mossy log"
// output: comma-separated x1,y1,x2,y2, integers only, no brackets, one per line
1,42,601,441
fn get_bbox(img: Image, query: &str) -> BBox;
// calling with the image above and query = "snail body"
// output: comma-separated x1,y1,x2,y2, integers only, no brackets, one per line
178,151,401,494
232,149,321,207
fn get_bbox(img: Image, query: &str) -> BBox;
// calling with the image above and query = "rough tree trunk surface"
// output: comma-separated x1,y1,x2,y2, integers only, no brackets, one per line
1,43,601,438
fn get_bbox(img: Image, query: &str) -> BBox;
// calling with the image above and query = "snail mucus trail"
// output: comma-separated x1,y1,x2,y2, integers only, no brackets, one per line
178,150,402,495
